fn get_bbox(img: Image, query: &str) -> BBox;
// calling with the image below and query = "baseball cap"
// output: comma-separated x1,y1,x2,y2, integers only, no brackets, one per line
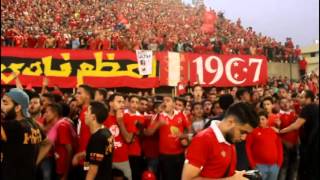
5,88,30,118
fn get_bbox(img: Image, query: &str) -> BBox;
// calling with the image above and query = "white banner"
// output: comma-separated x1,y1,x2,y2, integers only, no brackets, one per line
136,50,153,75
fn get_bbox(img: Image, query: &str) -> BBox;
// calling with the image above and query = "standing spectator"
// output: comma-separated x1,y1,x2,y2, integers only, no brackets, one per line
28,92,42,124
278,97,299,180
262,97,280,128
280,90,320,180
94,88,107,105
104,93,132,180
299,57,307,79
192,84,204,103
191,102,206,134
1,88,52,180
182,102,259,179
246,111,283,180
147,95,190,180
72,85,94,180
84,101,114,180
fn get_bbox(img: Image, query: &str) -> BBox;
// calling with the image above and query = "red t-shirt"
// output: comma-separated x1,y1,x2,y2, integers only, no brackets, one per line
104,114,129,162
299,59,307,70
14,35,24,47
142,114,159,158
279,110,299,145
101,39,110,50
124,110,145,156
246,127,283,168
185,122,236,178
37,35,47,48
27,36,37,48
88,38,98,50
55,118,78,175
268,113,280,127
157,111,190,155
78,106,90,155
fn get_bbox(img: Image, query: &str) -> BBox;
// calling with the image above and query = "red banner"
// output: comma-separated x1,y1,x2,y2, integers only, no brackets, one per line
186,53,268,87
1,47,159,88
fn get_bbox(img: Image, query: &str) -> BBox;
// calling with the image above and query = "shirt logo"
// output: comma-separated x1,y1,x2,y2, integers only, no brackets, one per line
221,150,226,158
258,132,262,136
109,125,120,137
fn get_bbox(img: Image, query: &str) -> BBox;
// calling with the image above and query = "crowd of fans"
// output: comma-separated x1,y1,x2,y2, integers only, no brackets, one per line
1,71,319,180
1,0,302,62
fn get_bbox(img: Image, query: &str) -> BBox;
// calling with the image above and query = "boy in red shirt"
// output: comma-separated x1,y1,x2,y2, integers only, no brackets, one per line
104,93,132,180
146,95,190,180
123,95,145,180
278,97,299,180
246,111,283,180
262,97,280,128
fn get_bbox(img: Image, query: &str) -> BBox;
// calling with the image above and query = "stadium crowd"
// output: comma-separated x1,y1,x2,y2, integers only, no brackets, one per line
1,0,302,62
1,71,319,180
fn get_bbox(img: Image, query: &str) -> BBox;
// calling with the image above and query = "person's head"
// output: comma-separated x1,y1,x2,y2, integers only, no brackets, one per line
262,96,274,114
85,101,108,126
174,97,186,112
44,103,62,124
28,93,41,117
1,88,30,121
191,102,203,119
94,88,107,102
139,97,148,113
76,85,94,107
41,93,55,109
221,102,259,144
193,84,203,101
108,93,125,112
258,110,269,128
256,87,264,97
279,97,290,111
212,100,223,116
162,95,175,113
128,95,140,113
202,100,212,115
219,94,234,111
299,90,315,106
236,88,251,102
278,87,288,98
208,92,217,103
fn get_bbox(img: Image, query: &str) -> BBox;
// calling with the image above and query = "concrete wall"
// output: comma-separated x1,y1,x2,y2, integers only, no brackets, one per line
268,62,300,80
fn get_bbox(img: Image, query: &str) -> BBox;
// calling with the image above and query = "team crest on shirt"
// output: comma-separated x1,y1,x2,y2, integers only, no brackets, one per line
221,150,226,158
109,125,120,137
177,118,182,124
257,132,262,136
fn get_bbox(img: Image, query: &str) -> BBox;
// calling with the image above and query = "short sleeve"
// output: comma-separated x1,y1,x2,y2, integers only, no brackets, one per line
2,121,22,143
86,132,107,165
299,106,309,120
185,133,209,169
57,122,73,145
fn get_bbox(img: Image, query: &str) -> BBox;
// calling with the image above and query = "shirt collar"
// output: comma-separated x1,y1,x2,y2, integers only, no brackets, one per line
279,109,291,115
161,110,179,119
210,120,231,145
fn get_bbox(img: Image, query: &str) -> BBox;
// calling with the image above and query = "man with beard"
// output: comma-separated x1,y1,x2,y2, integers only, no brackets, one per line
1,88,52,180
71,85,94,180
279,90,320,180
182,102,259,180
28,92,42,124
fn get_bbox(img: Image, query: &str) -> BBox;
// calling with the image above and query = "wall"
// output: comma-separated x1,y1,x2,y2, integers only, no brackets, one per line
268,62,300,80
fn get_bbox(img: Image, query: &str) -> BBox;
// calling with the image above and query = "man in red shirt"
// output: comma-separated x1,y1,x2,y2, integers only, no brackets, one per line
146,95,190,180
124,95,145,180
278,97,299,180
182,102,259,180
71,85,94,180
299,58,307,79
104,93,132,180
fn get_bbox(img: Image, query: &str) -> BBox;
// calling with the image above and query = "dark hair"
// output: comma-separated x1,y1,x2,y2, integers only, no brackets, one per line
191,102,202,111
219,94,234,110
262,96,274,104
90,101,108,124
139,97,148,102
79,84,94,100
224,102,259,128
25,90,40,100
192,84,203,91
128,95,140,102
304,90,315,102
53,93,63,103
96,88,107,100
59,102,70,117
42,93,55,103
47,103,63,117
108,93,123,101
258,110,269,119
236,88,249,99
175,97,187,107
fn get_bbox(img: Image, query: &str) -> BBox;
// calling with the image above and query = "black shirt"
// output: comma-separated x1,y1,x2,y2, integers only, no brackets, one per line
1,118,46,180
85,128,114,180
299,103,319,147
